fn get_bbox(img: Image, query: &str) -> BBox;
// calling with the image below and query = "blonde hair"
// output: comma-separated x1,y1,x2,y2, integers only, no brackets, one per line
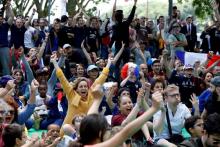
163,84,179,96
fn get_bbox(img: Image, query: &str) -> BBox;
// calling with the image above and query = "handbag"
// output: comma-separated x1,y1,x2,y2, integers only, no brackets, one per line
165,105,184,145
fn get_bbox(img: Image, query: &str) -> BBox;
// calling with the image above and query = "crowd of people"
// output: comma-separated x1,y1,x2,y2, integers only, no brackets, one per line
1,0,220,146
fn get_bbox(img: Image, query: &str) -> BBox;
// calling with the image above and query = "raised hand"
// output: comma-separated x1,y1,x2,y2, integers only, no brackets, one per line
91,84,104,99
6,80,15,90
31,79,39,92
106,56,114,68
190,93,199,108
50,53,58,63
151,91,163,110
137,88,145,107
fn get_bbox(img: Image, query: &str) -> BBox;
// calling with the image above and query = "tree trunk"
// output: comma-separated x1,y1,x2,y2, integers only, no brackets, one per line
168,0,173,17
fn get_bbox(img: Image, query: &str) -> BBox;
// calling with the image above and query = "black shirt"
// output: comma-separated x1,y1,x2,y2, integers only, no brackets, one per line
0,23,10,47
85,27,99,53
10,24,26,48
110,6,136,51
73,26,86,48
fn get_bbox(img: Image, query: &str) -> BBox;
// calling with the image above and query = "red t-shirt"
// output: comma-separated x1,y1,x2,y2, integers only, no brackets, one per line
111,112,145,141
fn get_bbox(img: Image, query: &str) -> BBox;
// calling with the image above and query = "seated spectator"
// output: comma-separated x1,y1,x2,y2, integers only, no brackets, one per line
179,113,220,147
202,76,220,119
184,115,204,138
2,123,38,147
51,54,111,136
153,84,191,146
120,62,141,103
112,87,152,146
69,83,163,147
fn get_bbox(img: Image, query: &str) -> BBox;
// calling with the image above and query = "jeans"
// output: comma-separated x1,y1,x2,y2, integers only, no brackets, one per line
0,47,10,75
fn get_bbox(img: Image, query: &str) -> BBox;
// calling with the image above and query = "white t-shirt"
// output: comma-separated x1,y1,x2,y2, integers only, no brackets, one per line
24,26,36,48
153,103,191,140
34,95,51,116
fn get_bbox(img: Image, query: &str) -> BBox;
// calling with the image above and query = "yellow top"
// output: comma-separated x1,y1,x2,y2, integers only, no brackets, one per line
56,67,109,136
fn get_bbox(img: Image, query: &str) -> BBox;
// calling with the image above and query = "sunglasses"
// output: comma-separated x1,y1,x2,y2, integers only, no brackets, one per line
0,110,15,115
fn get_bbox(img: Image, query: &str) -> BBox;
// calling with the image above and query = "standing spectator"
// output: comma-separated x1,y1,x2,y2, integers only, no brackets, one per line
168,23,188,59
36,18,48,46
181,16,197,52
85,17,100,55
136,16,148,42
146,20,157,57
47,19,68,53
110,0,137,80
0,0,14,75
10,17,28,49
24,9,38,54
200,24,212,53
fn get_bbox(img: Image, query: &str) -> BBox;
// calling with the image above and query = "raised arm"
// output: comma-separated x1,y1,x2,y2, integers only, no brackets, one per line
5,0,14,26
81,40,93,64
105,86,115,110
112,0,117,22
47,55,66,97
92,58,111,86
25,9,36,28
190,93,200,116
37,32,49,61
87,85,104,115
0,80,15,98
113,42,125,64
51,54,73,97
204,59,220,74
72,9,83,27
17,80,38,125
19,47,34,85
95,90,162,147
126,0,137,24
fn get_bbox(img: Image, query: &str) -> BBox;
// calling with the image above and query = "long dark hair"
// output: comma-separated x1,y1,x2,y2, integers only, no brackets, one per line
69,114,108,147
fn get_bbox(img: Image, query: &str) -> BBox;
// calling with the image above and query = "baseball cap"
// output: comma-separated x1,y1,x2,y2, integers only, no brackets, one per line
63,44,71,49
183,64,194,70
87,65,99,73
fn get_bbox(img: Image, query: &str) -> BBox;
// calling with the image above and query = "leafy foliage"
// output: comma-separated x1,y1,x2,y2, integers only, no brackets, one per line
177,0,220,19
67,0,110,17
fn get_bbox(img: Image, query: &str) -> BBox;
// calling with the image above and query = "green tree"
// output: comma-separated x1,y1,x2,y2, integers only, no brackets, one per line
12,0,55,17
177,0,220,19
67,0,110,17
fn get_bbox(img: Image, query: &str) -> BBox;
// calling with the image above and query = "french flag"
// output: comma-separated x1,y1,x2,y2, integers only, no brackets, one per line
175,51,220,67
